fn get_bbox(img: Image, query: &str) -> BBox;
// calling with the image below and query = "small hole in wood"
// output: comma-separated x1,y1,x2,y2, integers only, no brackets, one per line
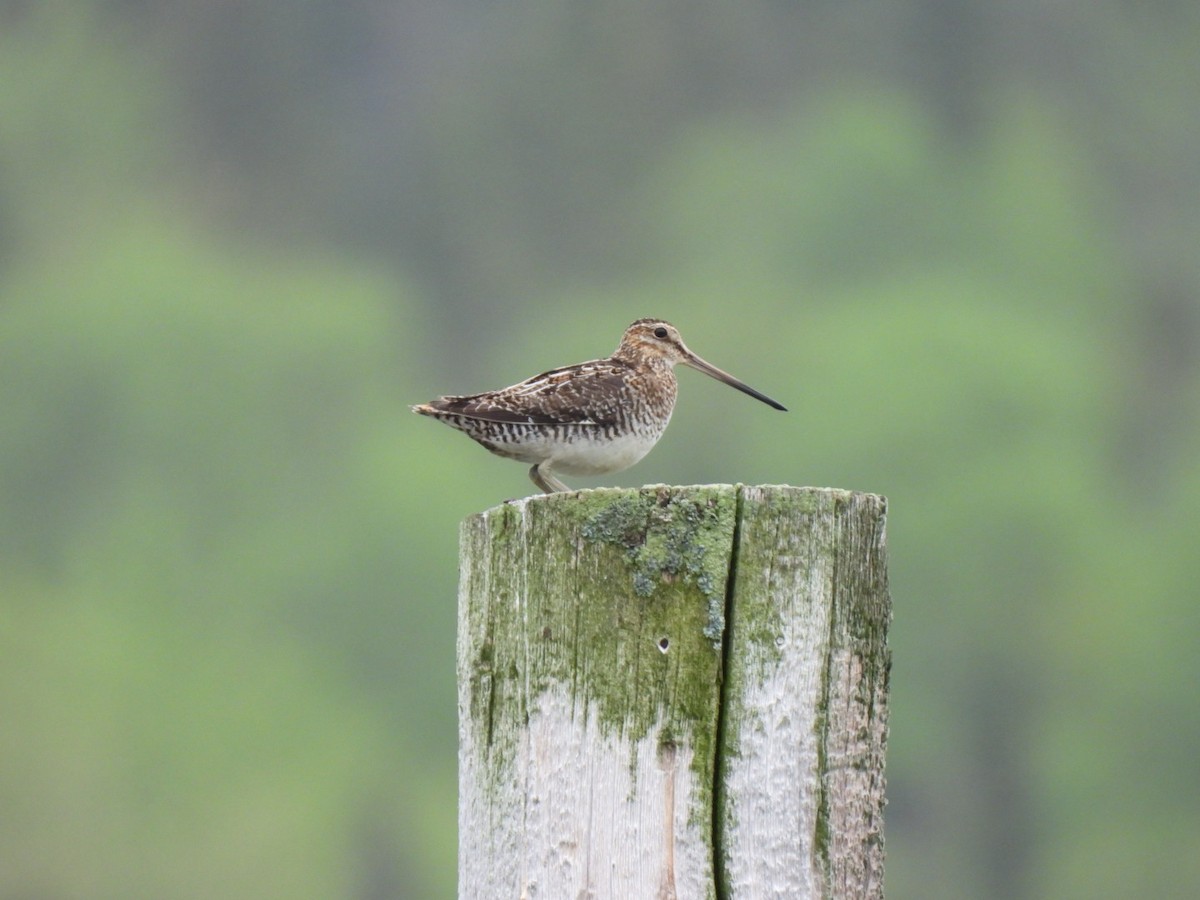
657,637,670,653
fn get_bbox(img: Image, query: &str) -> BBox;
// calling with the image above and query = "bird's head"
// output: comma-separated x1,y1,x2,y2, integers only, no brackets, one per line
613,318,787,411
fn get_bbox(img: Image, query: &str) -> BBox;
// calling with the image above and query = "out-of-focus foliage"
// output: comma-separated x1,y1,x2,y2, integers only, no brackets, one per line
0,215,454,896
1,1,1198,898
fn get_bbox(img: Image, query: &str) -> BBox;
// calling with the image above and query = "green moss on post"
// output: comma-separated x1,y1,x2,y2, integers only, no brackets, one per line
457,485,890,899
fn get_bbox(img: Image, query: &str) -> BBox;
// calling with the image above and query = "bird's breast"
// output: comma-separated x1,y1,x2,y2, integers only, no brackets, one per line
549,419,670,476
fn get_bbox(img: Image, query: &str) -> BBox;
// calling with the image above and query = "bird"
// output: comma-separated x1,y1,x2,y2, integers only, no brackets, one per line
412,318,786,493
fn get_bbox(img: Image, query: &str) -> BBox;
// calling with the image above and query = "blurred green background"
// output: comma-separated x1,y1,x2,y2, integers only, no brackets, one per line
2,2,1198,897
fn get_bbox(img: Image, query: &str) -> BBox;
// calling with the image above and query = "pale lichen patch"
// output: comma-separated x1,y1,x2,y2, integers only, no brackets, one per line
572,485,737,647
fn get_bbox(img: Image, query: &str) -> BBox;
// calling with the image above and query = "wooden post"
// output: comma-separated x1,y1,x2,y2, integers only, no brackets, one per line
457,485,890,899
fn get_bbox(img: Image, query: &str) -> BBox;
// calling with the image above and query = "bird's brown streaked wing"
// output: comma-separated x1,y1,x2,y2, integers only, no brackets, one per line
429,361,633,427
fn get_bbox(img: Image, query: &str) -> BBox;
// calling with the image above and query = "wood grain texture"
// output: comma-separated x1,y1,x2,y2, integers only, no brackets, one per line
457,485,890,899
719,487,890,899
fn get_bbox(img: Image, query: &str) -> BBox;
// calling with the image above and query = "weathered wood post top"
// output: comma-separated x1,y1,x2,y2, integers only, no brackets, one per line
457,484,890,899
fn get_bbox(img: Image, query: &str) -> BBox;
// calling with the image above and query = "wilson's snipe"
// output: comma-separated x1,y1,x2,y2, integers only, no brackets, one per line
412,318,786,493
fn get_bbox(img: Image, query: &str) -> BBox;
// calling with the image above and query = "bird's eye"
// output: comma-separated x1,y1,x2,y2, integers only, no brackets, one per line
653,327,668,339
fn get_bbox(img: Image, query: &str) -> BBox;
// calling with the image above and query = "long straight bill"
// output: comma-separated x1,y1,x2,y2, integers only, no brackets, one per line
682,353,788,411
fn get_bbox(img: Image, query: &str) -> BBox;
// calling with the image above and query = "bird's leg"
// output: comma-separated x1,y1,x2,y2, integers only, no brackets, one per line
529,464,571,493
